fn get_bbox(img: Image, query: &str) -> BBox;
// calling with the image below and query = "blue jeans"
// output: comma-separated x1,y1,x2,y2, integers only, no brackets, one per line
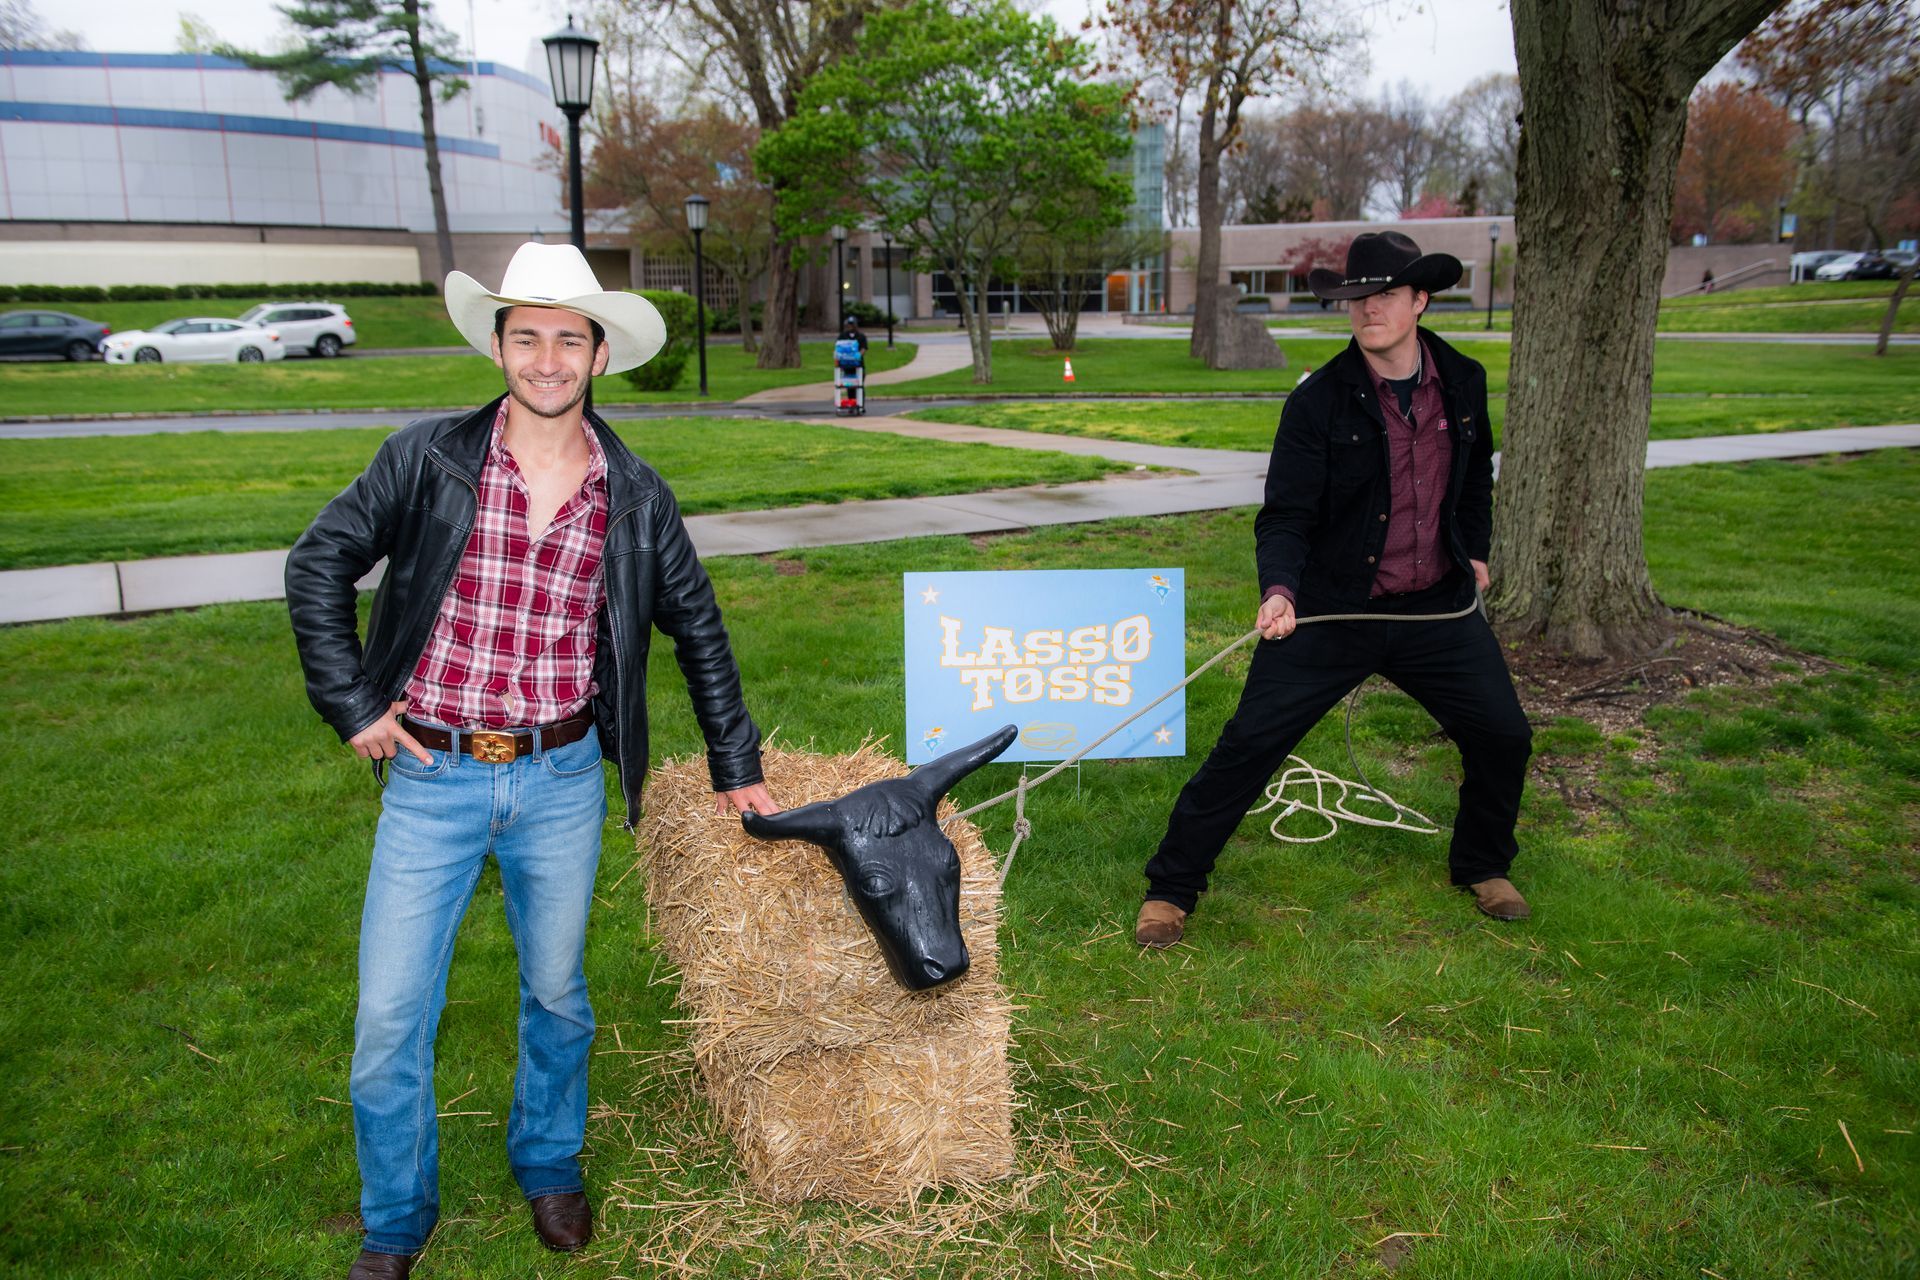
351,724,608,1256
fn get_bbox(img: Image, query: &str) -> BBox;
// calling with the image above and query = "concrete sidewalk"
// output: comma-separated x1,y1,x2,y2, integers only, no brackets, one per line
3,422,1915,625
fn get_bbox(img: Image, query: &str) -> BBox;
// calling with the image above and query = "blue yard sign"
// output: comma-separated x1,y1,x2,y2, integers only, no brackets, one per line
902,568,1186,765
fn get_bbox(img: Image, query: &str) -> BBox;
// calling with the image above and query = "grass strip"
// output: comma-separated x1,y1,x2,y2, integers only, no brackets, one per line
0,417,1120,569
900,342,1920,450
0,340,914,417
1264,284,1915,334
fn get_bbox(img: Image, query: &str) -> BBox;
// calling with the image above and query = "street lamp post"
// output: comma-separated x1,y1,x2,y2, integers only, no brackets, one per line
543,15,600,252
831,224,847,330
685,193,710,398
1486,222,1500,331
881,232,894,348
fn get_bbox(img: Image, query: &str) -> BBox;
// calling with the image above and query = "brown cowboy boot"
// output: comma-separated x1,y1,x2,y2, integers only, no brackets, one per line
1466,878,1531,921
1135,900,1188,948
530,1191,593,1252
346,1249,415,1279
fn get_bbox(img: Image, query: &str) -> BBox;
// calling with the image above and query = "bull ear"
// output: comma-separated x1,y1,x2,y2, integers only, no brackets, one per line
905,724,1018,805
741,801,837,846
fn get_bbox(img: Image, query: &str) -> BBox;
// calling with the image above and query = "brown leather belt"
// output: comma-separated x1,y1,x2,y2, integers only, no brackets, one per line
401,713,594,764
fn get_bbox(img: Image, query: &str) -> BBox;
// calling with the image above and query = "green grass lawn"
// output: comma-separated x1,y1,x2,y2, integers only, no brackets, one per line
871,336,1375,397
1668,280,1904,304
0,340,914,417
0,417,1120,569
39,293,467,350
3,450,1916,1277
903,342,1920,450
1265,281,1914,335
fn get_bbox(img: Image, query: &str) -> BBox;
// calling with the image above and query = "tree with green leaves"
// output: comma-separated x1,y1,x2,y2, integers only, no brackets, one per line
758,0,1134,383
223,1,465,278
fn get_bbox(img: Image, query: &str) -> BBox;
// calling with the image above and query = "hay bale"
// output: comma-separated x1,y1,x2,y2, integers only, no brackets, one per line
634,741,1015,1204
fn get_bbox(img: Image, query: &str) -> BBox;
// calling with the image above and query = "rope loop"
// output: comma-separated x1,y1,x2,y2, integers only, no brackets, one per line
950,594,1481,886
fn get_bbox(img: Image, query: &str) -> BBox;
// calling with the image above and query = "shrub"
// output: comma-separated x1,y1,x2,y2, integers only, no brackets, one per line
843,301,898,328
708,300,766,334
621,288,696,392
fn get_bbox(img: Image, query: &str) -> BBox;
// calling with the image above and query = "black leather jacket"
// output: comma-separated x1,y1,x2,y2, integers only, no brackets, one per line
285,396,763,823
1255,328,1493,612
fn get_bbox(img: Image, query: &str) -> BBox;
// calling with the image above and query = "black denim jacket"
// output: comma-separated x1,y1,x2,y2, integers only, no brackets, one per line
1255,328,1494,612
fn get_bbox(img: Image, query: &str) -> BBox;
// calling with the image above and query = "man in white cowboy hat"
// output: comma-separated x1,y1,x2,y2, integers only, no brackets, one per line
1135,230,1534,949
287,242,780,1278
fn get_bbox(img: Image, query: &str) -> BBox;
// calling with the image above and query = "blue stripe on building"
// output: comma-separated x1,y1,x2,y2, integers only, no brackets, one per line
0,100,500,158
0,48,552,95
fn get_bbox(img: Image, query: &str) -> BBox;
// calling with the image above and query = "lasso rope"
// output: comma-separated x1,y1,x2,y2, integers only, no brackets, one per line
945,595,1483,888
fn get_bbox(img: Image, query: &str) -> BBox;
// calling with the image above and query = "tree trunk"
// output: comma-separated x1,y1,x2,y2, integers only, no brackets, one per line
956,265,993,384
727,266,757,353
1050,286,1079,350
1188,85,1224,365
1491,0,1783,661
405,1,456,278
757,237,801,369
1876,262,1915,355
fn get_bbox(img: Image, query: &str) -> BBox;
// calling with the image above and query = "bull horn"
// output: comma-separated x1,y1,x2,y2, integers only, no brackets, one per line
741,801,837,845
905,724,1018,805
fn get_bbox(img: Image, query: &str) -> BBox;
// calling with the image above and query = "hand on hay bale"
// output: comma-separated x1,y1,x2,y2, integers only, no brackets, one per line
740,725,1017,992
633,738,1017,1204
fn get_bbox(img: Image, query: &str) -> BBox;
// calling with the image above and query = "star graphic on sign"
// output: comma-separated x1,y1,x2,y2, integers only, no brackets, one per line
1154,726,1172,744
920,585,940,604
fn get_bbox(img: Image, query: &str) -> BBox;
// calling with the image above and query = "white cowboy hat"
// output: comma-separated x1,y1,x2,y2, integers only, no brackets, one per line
444,242,667,375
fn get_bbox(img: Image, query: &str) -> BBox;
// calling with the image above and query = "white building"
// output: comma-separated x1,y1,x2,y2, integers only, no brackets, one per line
0,49,576,288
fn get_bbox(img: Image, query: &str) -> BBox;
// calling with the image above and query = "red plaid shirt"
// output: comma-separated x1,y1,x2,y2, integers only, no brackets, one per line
1366,337,1453,596
403,404,609,729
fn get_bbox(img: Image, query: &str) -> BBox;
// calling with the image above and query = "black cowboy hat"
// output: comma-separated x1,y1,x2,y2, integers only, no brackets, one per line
1307,230,1463,302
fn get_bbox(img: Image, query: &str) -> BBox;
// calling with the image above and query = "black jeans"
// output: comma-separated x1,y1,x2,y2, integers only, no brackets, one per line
1144,577,1532,913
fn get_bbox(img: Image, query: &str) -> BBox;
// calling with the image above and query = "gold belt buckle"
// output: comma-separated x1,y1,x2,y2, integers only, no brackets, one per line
469,731,517,764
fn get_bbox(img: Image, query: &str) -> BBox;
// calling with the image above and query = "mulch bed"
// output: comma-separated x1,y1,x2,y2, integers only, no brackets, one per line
1503,608,1836,816
1508,607,1834,735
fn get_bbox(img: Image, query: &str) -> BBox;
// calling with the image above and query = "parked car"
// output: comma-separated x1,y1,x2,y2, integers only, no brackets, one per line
1789,250,1847,281
101,318,287,364
0,309,112,361
235,301,356,357
1884,249,1917,273
1814,251,1899,281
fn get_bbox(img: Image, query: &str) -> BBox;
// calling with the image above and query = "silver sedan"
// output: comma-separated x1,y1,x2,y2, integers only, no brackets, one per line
102,318,288,364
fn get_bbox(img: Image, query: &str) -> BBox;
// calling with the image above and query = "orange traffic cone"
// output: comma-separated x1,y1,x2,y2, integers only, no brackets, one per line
1063,359,1076,383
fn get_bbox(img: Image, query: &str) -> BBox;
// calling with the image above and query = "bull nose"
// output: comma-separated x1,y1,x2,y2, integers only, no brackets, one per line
920,955,969,987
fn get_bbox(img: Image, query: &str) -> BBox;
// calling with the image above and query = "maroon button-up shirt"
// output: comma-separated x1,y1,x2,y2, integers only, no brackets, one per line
1262,338,1456,610
1366,337,1453,596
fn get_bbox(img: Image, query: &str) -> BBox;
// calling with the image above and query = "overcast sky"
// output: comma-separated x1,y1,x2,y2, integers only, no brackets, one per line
50,0,1517,105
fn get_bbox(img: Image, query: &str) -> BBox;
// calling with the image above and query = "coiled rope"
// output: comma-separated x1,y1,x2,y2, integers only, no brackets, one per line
943,594,1483,888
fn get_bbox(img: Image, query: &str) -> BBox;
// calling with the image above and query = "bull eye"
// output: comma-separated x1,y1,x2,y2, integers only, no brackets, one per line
859,871,895,897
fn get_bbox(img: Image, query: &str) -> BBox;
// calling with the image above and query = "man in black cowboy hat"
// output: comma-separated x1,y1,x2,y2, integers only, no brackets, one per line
1135,231,1533,948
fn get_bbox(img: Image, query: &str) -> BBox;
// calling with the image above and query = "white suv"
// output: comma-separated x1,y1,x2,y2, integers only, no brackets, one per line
236,302,357,358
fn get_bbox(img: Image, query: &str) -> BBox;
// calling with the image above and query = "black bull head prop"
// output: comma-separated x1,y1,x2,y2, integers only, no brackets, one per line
740,725,1018,991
